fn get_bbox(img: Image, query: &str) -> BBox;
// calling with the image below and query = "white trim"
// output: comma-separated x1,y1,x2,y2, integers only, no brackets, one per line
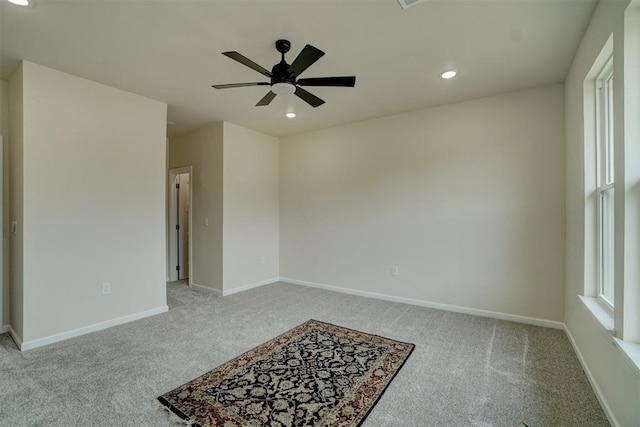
564,324,620,427
1,324,8,333
280,278,564,330
579,294,615,333
222,278,280,296
578,295,640,376
17,306,168,351
168,167,193,284
190,282,222,296
8,325,23,349
613,338,640,377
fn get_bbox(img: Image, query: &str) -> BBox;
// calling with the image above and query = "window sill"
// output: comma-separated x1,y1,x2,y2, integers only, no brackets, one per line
578,295,615,333
579,295,640,377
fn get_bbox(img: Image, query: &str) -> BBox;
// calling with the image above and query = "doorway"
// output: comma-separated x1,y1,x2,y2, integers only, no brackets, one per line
168,167,193,283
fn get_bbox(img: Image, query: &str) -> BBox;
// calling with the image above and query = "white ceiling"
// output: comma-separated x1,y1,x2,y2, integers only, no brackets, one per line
0,0,597,138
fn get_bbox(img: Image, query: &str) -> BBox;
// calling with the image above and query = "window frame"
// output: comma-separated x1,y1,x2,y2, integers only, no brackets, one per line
595,56,615,311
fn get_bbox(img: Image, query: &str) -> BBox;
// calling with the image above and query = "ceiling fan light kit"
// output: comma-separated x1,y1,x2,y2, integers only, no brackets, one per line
212,39,356,108
272,82,296,95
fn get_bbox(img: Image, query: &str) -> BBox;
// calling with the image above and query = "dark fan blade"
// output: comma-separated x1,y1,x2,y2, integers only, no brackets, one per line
212,82,270,89
256,91,277,106
222,51,273,77
297,76,356,87
288,44,325,77
294,86,325,108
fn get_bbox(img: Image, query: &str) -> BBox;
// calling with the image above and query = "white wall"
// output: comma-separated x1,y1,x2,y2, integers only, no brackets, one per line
169,123,223,291
8,66,24,339
0,79,8,329
280,84,565,322
222,122,279,292
564,0,640,425
11,61,168,344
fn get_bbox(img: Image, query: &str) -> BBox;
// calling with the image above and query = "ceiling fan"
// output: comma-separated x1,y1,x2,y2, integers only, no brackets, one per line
212,39,356,108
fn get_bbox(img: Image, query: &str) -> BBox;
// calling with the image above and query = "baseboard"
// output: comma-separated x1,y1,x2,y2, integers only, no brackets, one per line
222,277,280,296
564,324,619,427
18,305,169,351
191,282,222,296
1,324,8,334
280,277,564,330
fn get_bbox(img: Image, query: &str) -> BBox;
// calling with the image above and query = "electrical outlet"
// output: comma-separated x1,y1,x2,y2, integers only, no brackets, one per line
391,266,399,276
102,282,111,295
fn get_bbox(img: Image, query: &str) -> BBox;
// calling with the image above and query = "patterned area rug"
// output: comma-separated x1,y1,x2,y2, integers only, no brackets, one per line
157,320,414,427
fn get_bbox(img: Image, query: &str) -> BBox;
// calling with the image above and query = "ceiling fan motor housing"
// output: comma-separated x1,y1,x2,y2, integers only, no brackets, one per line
272,61,294,84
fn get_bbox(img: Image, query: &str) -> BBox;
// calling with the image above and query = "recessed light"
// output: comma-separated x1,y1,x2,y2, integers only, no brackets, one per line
285,112,296,118
7,0,31,6
441,70,457,79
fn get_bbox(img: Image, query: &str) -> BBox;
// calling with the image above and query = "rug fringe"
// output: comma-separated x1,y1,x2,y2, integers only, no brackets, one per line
156,400,195,426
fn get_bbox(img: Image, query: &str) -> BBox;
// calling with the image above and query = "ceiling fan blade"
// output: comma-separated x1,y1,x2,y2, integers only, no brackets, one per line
222,51,273,77
294,87,325,108
256,91,277,106
297,76,356,87
288,44,325,77
212,82,270,89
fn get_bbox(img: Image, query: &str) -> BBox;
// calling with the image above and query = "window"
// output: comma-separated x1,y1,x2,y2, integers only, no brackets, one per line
579,7,640,376
595,57,614,309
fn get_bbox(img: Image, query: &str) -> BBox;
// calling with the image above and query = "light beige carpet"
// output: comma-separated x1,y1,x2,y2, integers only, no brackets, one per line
0,281,608,426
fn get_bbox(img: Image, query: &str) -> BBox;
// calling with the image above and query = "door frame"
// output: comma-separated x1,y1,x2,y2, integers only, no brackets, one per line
168,166,193,283
0,136,3,331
